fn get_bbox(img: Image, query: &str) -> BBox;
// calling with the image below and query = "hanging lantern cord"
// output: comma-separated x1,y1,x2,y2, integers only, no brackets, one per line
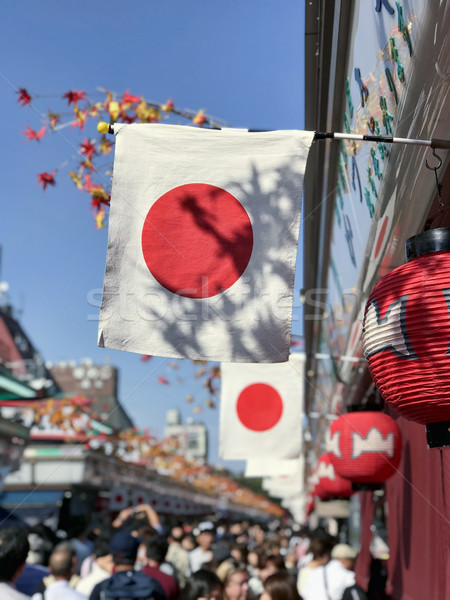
425,149,444,211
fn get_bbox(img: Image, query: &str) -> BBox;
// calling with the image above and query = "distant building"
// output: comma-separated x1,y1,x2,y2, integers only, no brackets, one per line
49,358,133,431
0,296,59,396
164,409,208,462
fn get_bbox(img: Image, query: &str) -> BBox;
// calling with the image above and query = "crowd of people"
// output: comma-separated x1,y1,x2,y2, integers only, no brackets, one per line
0,503,382,600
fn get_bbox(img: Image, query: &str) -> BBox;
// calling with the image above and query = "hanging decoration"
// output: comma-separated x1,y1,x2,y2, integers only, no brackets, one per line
326,411,402,486
315,452,353,500
363,228,450,447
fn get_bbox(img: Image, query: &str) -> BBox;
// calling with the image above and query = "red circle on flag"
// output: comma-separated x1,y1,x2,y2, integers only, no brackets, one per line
141,183,253,298
237,383,283,431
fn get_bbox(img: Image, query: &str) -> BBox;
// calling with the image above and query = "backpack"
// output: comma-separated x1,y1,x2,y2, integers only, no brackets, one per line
98,570,166,600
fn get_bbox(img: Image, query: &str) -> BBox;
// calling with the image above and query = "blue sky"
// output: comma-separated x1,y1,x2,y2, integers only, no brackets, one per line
1,0,306,470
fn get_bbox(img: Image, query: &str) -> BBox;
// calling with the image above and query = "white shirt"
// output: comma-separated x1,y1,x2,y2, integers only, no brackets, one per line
0,582,31,599
31,579,87,600
303,560,355,600
75,563,110,596
189,547,213,573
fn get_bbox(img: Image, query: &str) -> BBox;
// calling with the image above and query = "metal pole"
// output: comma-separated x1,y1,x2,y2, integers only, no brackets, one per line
97,122,450,150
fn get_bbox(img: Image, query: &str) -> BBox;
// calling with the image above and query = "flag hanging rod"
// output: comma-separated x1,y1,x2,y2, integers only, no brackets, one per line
313,131,450,149
97,122,450,149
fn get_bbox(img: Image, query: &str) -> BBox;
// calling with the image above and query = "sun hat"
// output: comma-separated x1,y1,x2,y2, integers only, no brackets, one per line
331,543,358,560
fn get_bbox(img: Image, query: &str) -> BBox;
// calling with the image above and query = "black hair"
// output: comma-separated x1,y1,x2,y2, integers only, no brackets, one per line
94,535,112,558
146,535,169,563
0,526,30,581
181,568,223,600
263,571,301,600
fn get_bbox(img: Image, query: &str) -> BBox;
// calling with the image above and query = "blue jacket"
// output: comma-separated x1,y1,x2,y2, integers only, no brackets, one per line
89,570,166,600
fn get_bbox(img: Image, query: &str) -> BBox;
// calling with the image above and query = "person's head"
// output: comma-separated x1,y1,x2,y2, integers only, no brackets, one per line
223,566,250,600
0,526,30,583
251,525,265,545
230,542,248,564
146,535,169,565
93,536,114,573
49,549,74,580
331,543,358,571
182,568,223,600
53,540,80,574
196,522,216,550
181,533,196,551
109,530,140,567
309,532,334,562
260,571,301,600
259,554,286,582
247,547,264,569
170,525,184,543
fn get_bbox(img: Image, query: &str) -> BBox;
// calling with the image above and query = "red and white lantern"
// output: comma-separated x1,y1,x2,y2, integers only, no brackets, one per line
315,453,353,499
327,411,402,485
363,228,450,447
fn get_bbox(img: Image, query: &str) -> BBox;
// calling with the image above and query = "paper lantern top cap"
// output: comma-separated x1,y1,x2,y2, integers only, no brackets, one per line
405,227,450,262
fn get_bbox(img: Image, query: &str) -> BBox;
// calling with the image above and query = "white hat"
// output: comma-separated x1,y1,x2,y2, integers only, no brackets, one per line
197,521,215,533
331,543,358,560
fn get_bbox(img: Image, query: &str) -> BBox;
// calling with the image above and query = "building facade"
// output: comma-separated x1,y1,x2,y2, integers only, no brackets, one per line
303,1,449,598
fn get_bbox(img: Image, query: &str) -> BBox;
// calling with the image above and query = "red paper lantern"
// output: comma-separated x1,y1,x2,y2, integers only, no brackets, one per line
327,411,402,485
363,228,450,447
315,453,353,499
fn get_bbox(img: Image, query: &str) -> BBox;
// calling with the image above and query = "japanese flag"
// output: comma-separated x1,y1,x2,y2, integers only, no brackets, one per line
245,458,302,478
219,353,305,459
262,473,304,498
98,124,313,363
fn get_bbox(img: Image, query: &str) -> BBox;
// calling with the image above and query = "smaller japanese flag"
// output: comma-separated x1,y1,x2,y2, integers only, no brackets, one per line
220,353,305,460
98,124,313,363
245,458,301,478
262,469,304,498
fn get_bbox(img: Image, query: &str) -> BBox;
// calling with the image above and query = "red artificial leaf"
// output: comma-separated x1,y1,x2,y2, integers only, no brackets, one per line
22,125,47,142
157,376,170,385
121,90,141,105
63,89,87,105
90,188,110,210
80,138,96,160
37,171,56,190
122,114,137,124
161,98,174,113
83,174,94,192
193,109,206,126
17,88,32,106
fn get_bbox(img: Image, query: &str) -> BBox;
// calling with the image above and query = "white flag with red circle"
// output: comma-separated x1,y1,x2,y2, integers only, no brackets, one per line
245,458,302,478
98,124,313,363
219,353,305,459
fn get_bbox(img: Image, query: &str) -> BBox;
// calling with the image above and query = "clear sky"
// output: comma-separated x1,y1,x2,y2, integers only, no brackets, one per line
1,0,306,471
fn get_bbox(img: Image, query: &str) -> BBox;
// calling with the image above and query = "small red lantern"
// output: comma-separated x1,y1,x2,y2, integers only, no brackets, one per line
363,228,450,447
315,453,353,499
327,411,402,486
